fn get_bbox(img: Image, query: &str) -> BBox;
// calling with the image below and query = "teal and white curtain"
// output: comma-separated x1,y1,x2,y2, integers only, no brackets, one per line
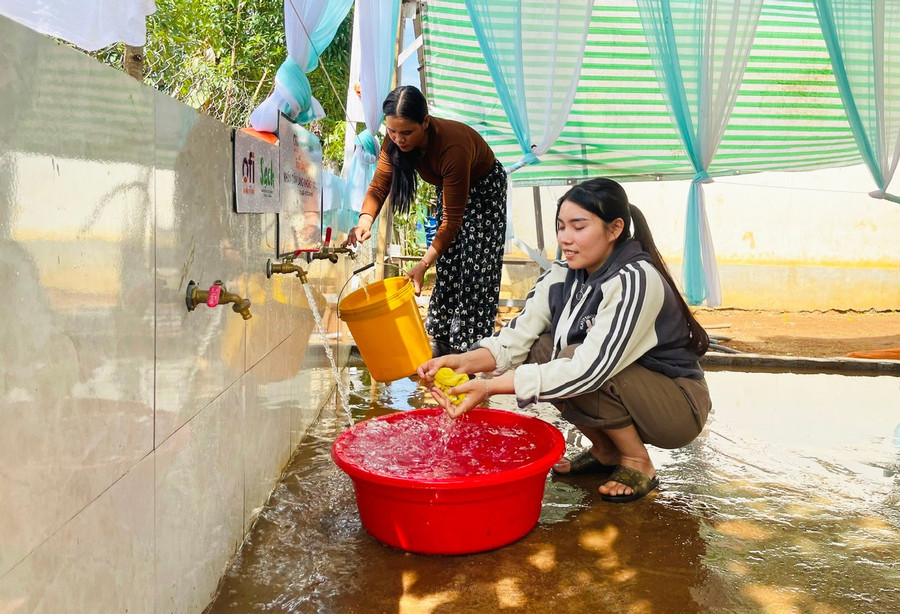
465,0,593,252
636,0,763,306
464,0,594,172
250,0,353,132
814,0,900,204
322,170,348,234
343,129,379,215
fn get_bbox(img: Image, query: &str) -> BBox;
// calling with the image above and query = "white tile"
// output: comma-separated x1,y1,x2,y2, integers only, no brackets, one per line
154,384,245,614
1,82,155,576
154,99,249,443
243,357,294,525
0,455,155,614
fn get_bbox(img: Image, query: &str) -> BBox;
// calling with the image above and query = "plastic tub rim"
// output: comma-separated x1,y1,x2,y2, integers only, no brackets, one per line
331,408,566,490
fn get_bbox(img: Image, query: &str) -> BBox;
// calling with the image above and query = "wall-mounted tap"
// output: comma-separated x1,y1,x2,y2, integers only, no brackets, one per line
308,245,356,263
266,256,308,283
306,227,357,263
186,280,252,319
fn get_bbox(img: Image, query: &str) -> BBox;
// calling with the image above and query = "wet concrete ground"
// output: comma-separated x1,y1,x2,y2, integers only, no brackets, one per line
205,361,900,613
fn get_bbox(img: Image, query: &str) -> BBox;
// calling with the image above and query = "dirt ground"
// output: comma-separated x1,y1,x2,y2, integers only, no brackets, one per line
495,307,900,359
691,308,900,358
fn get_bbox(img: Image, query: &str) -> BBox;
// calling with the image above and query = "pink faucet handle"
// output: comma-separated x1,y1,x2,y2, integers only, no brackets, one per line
324,226,332,247
206,284,222,307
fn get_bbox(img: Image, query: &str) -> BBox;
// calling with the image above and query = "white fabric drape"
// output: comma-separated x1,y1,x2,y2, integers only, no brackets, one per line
357,0,401,137
340,0,399,220
0,0,156,50
284,0,349,72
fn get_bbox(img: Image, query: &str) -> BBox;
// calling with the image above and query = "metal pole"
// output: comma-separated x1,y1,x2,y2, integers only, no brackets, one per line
411,0,427,96
532,186,544,254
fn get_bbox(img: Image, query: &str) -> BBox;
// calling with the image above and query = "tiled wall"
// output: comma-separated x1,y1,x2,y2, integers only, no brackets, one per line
0,16,351,613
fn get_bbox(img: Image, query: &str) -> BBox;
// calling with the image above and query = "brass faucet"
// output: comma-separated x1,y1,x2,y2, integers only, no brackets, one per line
266,257,308,284
302,227,358,263
308,245,356,264
185,280,252,319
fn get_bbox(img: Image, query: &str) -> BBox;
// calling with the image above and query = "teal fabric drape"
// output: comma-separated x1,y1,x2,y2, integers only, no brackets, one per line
322,170,347,235
285,0,353,73
464,0,593,172
636,0,763,306
250,0,353,131
274,58,319,124
343,0,399,238
464,0,592,255
814,0,900,204
344,130,378,212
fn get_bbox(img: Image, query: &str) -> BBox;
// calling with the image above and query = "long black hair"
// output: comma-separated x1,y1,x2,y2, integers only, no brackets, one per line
557,178,710,356
382,85,428,215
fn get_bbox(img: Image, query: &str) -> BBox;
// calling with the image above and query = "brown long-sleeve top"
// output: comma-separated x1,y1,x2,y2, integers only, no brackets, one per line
361,116,496,254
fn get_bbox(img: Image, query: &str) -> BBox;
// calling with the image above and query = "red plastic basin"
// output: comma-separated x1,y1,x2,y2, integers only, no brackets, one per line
331,407,565,555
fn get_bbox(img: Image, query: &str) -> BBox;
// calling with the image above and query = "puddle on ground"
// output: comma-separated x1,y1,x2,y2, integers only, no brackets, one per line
205,359,900,613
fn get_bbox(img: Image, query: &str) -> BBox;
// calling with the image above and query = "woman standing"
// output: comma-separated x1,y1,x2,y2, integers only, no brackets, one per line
417,177,712,503
345,85,507,357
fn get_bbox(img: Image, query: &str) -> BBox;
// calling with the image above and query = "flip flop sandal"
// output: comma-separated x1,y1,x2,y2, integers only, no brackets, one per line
599,465,659,503
551,448,617,477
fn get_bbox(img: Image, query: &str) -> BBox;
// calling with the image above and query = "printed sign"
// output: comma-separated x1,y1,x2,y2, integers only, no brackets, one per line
278,113,323,252
234,128,280,213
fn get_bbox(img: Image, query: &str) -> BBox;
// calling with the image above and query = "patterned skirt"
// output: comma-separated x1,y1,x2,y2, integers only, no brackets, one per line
426,159,507,352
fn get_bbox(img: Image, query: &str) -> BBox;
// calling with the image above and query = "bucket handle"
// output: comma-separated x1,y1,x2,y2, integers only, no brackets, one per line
336,262,375,320
336,260,406,319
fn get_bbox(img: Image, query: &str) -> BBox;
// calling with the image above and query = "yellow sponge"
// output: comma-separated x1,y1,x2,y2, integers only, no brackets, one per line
433,367,469,405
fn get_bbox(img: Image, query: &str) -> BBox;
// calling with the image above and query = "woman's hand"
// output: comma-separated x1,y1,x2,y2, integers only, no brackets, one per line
417,355,463,388
430,377,491,419
343,214,374,247
405,260,427,295
343,225,370,247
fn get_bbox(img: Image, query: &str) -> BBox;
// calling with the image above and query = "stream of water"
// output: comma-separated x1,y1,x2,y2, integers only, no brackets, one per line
302,283,351,428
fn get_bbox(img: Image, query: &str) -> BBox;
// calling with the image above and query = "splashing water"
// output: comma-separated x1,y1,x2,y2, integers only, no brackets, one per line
303,284,352,427
438,411,458,453
338,413,541,479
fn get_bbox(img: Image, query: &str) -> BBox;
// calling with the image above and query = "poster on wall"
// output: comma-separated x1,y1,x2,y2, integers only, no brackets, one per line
234,128,280,213
277,113,322,254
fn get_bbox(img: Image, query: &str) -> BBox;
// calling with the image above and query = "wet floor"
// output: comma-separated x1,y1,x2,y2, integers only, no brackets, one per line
205,358,900,613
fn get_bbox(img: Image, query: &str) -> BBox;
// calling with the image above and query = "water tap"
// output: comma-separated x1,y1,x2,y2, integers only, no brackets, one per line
309,245,356,263
307,227,358,263
266,256,308,284
185,280,252,319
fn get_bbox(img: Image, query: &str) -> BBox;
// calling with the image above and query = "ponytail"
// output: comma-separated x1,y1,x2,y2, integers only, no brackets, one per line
628,204,710,356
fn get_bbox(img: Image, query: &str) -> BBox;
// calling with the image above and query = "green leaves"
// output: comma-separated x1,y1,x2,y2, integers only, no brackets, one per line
93,1,352,167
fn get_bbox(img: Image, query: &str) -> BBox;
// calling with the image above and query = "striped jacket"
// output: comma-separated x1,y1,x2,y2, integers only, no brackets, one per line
477,239,704,409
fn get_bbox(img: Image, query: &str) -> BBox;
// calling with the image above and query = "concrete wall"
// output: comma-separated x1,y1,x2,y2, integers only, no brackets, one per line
509,166,900,311
0,17,352,613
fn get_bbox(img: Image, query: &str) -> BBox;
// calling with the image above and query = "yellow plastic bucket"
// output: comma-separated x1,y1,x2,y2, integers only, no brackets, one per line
339,277,432,382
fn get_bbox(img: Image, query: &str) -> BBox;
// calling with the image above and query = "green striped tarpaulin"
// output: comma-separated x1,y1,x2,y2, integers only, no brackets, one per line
421,0,860,186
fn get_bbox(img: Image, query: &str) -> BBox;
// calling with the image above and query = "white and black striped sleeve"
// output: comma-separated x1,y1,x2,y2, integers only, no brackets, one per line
513,262,666,407
476,263,563,375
